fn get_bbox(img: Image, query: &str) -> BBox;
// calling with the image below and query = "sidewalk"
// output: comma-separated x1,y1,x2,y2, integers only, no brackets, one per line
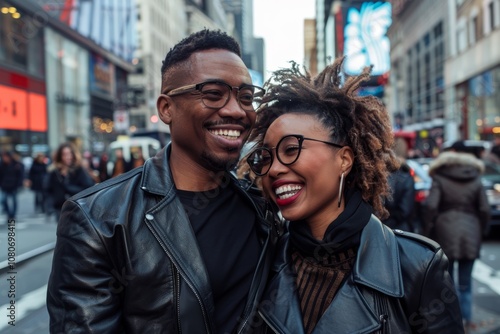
0,189,57,271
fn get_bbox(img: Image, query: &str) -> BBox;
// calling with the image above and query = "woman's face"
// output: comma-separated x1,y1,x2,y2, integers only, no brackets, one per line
260,113,352,226
61,147,74,167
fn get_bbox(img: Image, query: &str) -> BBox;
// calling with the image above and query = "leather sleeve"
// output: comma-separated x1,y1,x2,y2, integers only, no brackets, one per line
47,200,124,333
406,248,464,334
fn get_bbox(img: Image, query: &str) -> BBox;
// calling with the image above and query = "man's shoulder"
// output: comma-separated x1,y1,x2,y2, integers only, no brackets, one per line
72,167,144,200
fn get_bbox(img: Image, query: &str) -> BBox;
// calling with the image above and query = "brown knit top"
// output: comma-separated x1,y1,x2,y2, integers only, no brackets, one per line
292,247,358,334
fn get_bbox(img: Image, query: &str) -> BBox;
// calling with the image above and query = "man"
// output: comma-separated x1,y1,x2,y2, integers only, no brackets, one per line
0,151,24,222
47,29,278,333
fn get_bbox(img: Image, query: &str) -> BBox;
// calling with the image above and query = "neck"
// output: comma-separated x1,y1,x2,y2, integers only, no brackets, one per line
169,151,228,192
306,204,344,240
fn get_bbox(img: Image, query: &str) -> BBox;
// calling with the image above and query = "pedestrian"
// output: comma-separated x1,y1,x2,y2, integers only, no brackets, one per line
131,147,145,169
47,29,277,333
81,151,100,183
110,148,131,177
44,142,95,222
97,152,109,182
0,151,24,222
423,140,490,331
242,57,464,333
28,152,48,214
382,137,415,232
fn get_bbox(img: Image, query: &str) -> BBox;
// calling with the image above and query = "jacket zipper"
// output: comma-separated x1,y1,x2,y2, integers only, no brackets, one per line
174,267,182,334
257,310,282,334
375,293,389,334
146,222,211,334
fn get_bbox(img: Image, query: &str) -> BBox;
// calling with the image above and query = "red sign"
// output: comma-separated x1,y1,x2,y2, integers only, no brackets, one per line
0,84,47,131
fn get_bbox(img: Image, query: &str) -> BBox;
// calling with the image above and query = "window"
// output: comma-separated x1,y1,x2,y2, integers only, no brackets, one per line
457,18,468,53
434,22,443,39
469,15,478,44
489,1,495,30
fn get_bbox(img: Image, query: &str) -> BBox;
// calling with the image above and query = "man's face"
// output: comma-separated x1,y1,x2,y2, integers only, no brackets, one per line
158,49,256,172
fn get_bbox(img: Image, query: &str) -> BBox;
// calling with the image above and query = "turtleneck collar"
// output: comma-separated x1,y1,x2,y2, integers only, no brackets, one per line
289,189,372,258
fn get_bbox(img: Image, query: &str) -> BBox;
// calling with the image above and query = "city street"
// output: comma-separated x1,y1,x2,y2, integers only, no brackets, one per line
1,189,500,333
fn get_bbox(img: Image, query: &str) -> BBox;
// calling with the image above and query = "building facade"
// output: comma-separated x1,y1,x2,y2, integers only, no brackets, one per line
387,0,448,156
445,0,500,142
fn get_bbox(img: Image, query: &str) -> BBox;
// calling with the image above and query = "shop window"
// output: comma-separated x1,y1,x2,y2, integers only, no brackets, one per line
0,2,44,76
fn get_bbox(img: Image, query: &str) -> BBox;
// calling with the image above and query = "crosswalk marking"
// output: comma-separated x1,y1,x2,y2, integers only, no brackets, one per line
472,260,500,295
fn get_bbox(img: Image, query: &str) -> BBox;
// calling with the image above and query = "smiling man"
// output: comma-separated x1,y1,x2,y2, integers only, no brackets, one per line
47,29,279,334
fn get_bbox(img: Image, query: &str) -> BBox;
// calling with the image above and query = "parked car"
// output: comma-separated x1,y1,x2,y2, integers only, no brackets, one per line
481,161,500,234
107,137,162,175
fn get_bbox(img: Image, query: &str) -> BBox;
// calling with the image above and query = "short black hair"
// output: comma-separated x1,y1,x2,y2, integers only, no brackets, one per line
161,29,241,78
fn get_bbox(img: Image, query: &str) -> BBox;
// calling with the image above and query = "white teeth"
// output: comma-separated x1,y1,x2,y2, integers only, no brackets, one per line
275,184,302,199
210,129,241,139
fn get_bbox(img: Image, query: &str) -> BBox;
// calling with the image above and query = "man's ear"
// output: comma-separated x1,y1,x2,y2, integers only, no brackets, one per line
157,94,172,124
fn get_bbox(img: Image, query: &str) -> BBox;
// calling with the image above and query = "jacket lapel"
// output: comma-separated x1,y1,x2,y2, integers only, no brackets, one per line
353,215,404,298
261,216,404,334
313,282,380,334
141,146,216,329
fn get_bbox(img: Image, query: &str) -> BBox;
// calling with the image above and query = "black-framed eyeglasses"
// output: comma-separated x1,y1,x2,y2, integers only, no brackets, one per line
164,80,265,112
246,134,345,176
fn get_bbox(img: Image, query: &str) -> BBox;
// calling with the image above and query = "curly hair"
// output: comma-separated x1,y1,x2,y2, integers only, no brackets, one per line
241,57,399,219
160,29,241,90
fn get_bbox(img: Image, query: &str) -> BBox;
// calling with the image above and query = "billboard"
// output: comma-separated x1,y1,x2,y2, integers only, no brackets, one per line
342,2,392,76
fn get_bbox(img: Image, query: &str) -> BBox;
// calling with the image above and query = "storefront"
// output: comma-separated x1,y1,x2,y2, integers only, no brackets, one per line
456,66,500,141
45,27,90,152
0,1,47,156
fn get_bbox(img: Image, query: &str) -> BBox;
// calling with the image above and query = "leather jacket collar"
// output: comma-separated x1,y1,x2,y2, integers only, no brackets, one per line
260,216,404,334
140,144,275,332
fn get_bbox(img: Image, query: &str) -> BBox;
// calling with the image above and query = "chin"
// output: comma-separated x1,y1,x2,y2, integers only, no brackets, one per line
202,152,238,172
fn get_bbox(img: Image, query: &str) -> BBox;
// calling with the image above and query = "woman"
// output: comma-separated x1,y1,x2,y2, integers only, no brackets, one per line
424,140,490,331
242,58,464,333
45,143,95,222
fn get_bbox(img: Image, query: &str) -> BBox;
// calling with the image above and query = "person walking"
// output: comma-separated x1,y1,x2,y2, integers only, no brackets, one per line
424,140,490,331
383,137,415,232
44,142,95,222
47,29,278,333
242,57,464,333
0,151,24,222
28,152,49,214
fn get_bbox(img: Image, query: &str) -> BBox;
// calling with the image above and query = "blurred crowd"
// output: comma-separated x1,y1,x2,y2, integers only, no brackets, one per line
0,142,146,223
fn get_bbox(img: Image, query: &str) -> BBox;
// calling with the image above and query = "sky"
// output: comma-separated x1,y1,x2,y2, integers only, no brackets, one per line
253,0,316,81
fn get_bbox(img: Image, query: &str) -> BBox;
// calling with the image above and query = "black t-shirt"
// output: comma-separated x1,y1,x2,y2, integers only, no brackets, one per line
177,185,261,333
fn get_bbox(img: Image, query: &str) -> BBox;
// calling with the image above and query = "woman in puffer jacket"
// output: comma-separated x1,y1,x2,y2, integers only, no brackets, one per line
424,141,490,331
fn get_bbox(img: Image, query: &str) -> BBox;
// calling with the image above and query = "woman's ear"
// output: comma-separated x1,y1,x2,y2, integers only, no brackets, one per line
157,94,172,124
339,146,354,174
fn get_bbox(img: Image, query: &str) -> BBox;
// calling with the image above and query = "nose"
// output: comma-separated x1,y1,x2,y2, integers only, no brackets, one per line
267,154,289,177
218,91,247,118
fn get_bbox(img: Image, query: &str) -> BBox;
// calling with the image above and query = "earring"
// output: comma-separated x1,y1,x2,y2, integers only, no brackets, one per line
338,172,345,208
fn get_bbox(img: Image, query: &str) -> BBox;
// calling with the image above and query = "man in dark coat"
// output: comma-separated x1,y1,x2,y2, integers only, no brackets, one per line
0,151,24,221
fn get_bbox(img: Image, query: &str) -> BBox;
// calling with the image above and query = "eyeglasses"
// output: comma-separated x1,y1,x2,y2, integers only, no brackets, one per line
246,134,344,176
164,80,265,112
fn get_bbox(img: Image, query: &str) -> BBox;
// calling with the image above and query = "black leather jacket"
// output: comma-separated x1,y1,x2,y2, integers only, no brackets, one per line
258,216,464,334
47,145,279,333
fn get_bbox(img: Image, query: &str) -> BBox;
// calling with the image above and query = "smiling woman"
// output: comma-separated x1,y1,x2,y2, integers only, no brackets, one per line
239,57,465,333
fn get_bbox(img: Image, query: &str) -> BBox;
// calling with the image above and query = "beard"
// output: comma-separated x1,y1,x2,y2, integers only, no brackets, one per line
201,147,239,172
